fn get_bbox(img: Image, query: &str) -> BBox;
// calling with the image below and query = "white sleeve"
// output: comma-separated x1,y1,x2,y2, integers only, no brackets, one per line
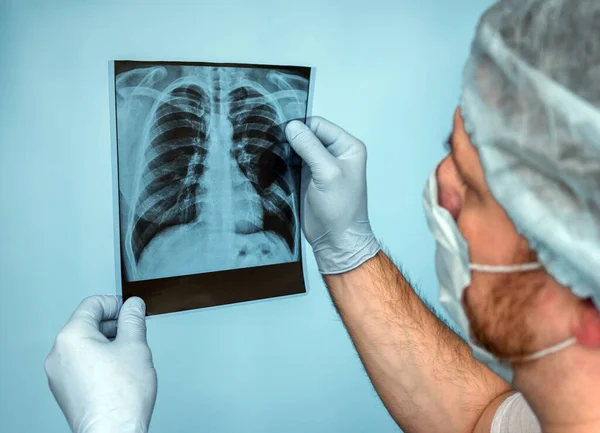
490,392,542,433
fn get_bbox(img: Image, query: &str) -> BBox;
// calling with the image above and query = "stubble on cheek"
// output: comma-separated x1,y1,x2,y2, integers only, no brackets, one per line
462,250,544,359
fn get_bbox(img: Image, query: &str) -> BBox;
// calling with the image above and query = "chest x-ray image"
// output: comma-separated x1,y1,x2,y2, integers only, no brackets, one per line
111,60,313,316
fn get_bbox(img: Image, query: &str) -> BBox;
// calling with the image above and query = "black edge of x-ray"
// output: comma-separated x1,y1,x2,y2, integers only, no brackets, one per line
111,59,313,316
114,60,311,80
121,261,306,316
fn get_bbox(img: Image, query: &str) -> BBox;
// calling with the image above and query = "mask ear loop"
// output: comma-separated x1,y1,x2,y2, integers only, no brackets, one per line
469,263,544,273
501,337,578,364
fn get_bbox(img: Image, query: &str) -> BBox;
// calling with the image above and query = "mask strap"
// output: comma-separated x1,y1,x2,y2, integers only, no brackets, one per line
502,337,578,363
469,263,543,273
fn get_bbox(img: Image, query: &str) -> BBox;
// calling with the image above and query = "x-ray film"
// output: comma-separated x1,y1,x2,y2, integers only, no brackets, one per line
110,60,313,316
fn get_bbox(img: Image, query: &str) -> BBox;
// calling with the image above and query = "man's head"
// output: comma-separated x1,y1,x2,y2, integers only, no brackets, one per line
437,109,600,359
432,0,600,422
426,0,600,420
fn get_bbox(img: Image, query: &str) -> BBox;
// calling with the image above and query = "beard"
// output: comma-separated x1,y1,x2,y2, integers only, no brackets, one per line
461,248,546,360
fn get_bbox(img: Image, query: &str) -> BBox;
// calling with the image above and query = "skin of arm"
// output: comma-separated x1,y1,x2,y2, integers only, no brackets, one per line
323,249,515,433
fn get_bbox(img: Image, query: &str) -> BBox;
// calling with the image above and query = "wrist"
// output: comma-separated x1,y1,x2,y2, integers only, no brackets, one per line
312,231,381,275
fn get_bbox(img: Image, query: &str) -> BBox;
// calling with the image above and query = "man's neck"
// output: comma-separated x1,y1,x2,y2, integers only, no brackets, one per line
514,347,600,433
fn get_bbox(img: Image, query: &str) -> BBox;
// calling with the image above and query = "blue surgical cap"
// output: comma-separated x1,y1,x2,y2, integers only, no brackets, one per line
460,0,600,309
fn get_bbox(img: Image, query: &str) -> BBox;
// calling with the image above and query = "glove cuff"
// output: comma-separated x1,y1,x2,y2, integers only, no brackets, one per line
312,233,381,275
86,419,148,433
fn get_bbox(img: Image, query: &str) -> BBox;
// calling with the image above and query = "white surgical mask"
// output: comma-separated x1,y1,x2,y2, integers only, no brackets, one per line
422,170,577,383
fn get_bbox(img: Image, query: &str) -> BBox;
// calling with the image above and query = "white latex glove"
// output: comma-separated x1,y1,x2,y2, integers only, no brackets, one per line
45,295,157,433
285,116,380,274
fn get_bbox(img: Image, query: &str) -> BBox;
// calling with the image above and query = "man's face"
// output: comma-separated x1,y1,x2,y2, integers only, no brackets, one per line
436,108,571,359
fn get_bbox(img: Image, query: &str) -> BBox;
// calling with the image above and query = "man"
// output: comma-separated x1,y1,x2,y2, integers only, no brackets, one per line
45,0,600,432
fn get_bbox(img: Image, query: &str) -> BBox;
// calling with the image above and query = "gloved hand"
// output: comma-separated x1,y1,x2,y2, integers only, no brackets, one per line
285,116,380,274
44,295,157,433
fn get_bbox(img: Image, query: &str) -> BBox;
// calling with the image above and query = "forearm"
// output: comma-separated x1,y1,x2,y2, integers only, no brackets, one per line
324,250,513,433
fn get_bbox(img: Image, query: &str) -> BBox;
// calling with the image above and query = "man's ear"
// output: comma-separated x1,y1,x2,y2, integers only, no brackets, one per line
573,299,600,348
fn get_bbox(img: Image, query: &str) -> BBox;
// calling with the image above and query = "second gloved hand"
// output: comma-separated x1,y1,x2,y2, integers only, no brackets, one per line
45,295,157,433
285,116,380,274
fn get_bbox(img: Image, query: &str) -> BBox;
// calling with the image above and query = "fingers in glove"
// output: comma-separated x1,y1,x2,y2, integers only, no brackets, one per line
116,296,148,344
307,116,366,159
285,120,337,171
285,120,342,187
99,319,118,339
66,295,122,337
306,116,350,145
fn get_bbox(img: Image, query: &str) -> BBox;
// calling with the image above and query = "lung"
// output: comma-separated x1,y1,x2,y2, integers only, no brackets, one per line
227,83,297,254
130,81,212,263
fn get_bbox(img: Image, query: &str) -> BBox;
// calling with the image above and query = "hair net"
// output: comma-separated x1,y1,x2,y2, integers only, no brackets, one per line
460,0,600,309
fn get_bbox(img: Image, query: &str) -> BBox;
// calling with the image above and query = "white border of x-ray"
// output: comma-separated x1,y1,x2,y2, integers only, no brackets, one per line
108,60,316,320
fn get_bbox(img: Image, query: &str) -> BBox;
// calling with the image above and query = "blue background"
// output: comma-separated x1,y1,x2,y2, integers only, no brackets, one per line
0,0,493,432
